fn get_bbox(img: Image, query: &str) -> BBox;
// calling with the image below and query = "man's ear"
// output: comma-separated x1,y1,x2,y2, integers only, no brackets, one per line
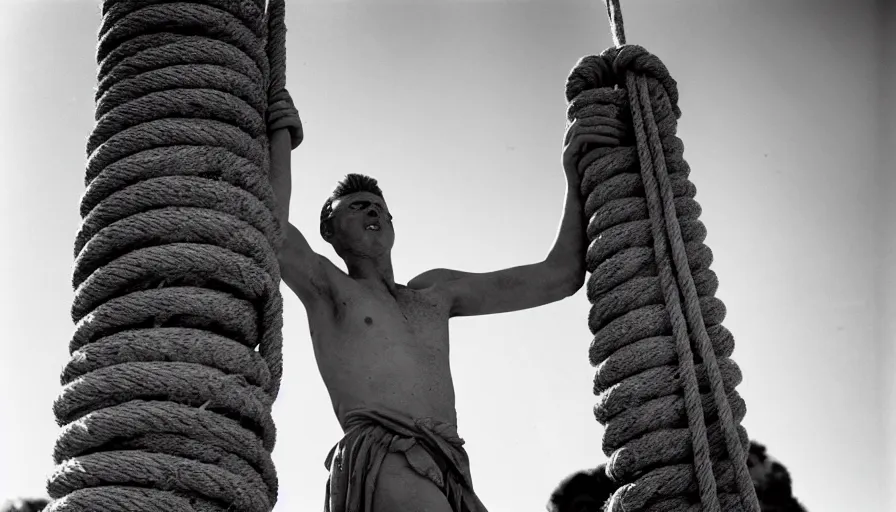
320,219,333,241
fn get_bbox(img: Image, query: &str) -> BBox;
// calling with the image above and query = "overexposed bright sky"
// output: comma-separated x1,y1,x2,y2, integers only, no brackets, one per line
1,1,893,511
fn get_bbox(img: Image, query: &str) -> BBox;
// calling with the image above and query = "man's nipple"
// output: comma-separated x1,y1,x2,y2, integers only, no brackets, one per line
364,316,373,325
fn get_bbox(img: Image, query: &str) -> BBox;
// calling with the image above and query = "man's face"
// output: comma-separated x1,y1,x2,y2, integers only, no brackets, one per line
326,191,394,257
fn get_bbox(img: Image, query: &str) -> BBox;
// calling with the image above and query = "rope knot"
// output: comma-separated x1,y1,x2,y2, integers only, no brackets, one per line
565,45,681,119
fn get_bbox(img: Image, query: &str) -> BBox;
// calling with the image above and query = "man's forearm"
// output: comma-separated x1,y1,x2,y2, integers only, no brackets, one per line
546,179,587,282
269,128,293,231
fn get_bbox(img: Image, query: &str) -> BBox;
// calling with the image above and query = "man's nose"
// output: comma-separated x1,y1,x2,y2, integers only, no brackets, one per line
367,208,379,217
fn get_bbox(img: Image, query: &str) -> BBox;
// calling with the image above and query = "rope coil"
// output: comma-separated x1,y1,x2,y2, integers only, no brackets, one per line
566,3,762,510
48,0,300,509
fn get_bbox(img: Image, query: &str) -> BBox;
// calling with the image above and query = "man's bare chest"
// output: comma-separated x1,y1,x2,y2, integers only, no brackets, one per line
342,286,445,332
310,283,450,348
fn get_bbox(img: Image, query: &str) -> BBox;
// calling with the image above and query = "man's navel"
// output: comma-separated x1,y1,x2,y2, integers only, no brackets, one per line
364,316,373,325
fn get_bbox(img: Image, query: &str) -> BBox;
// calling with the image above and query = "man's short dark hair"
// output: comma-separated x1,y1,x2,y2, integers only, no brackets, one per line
319,173,384,239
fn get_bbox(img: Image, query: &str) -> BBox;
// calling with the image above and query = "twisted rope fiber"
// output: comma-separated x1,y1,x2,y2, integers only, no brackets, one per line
48,0,301,509
565,3,761,510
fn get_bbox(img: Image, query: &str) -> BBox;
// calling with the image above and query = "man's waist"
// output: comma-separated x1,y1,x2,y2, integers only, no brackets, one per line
336,398,457,431
340,407,457,437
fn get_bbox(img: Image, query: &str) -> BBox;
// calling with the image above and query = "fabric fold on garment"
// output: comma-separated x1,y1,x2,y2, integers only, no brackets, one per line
323,407,488,512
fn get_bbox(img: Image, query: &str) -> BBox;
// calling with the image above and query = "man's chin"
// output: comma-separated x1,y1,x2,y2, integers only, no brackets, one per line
344,245,392,258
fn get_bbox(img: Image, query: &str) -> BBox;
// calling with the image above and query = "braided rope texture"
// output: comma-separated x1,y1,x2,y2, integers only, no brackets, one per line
47,0,299,509
566,45,761,512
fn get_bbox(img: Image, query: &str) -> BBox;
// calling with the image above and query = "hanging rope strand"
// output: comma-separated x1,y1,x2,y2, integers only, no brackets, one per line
632,71,761,511
605,0,626,47
47,0,300,509
625,69,721,512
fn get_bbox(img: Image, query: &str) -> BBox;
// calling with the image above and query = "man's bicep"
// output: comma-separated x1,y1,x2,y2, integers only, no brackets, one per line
278,223,333,305
410,263,570,318
280,252,332,305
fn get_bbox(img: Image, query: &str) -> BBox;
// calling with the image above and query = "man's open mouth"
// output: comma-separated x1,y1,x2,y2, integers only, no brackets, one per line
365,223,380,231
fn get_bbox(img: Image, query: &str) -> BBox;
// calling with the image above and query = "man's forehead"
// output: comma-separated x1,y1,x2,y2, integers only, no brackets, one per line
332,192,387,208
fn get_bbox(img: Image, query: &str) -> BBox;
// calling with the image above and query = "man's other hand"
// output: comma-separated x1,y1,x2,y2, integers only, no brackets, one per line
562,116,626,179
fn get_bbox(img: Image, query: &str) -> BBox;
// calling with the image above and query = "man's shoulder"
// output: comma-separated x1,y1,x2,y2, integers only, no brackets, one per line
407,268,463,290
404,269,462,314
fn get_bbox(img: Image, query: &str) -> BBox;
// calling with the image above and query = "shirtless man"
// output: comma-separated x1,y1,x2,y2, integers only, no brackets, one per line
268,116,622,511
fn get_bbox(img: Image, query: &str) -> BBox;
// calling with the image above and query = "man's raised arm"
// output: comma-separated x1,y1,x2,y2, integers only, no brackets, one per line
407,116,625,317
269,128,332,306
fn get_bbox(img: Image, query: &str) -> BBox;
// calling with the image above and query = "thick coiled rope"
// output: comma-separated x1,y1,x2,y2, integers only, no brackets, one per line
48,0,301,509
565,2,762,510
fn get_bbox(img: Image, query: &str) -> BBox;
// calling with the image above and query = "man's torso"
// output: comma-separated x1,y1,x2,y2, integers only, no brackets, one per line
305,262,458,430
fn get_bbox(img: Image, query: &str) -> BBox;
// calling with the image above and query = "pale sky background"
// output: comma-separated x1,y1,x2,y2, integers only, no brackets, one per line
1,0,894,511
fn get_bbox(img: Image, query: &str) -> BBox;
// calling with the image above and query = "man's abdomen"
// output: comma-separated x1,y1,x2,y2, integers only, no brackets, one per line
315,334,457,429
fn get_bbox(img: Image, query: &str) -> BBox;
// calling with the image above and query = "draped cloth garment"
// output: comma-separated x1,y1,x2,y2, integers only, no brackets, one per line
323,407,488,512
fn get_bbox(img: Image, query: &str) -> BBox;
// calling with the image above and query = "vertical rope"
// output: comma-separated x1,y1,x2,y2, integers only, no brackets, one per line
46,0,301,509
557,2,762,510
265,0,303,150
629,71,761,511
605,0,626,47
624,68,721,512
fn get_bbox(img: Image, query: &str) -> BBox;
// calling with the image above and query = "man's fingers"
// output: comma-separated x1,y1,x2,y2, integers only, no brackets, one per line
570,132,622,151
575,124,626,140
577,116,627,130
565,116,627,146
564,118,578,146
563,132,623,171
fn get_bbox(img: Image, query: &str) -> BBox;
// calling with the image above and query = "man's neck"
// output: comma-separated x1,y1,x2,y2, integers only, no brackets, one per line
345,256,398,295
